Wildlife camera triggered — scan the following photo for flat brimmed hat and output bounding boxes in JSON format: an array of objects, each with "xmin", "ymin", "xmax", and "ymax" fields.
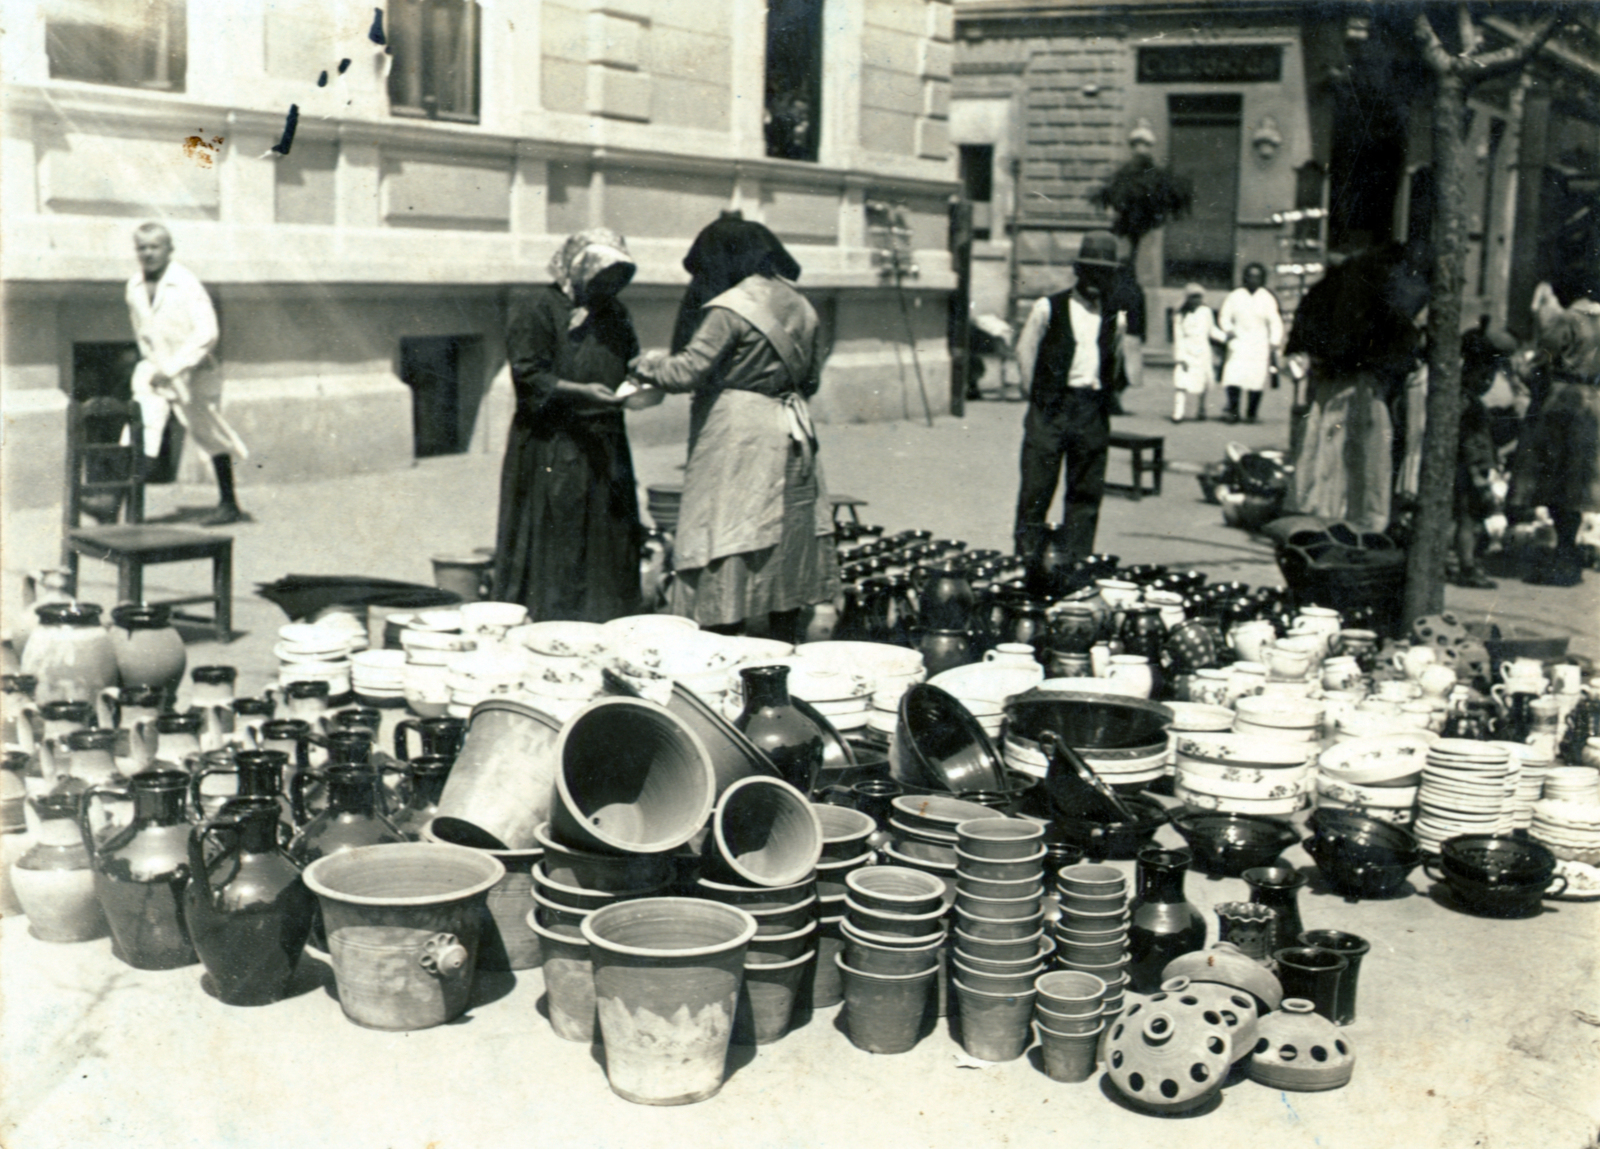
[{"xmin": 1075, "ymin": 231, "xmax": 1121, "ymax": 269}]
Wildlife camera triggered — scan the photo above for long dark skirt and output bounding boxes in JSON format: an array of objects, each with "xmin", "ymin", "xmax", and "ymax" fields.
[{"xmin": 490, "ymin": 410, "xmax": 642, "ymax": 622}]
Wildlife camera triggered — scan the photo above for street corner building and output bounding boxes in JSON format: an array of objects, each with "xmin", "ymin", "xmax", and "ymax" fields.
[{"xmin": 1, "ymin": 0, "xmax": 963, "ymax": 509}]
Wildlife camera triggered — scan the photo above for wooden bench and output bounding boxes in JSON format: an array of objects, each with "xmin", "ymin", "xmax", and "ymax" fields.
[{"xmin": 1104, "ymin": 431, "xmax": 1164, "ymax": 501}]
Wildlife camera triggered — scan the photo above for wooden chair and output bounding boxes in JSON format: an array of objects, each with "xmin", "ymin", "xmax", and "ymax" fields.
[{"xmin": 62, "ymin": 397, "xmax": 234, "ymax": 641}]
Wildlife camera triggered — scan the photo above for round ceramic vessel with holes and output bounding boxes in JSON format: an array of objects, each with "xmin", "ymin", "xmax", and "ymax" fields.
[
  {"xmin": 1102, "ymin": 984, "xmax": 1234, "ymax": 1113},
  {"xmin": 1246, "ymin": 999, "xmax": 1357, "ymax": 1091}
]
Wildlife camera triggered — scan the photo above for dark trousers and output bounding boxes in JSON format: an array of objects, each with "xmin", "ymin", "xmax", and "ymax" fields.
[{"xmin": 1014, "ymin": 389, "xmax": 1110, "ymax": 561}]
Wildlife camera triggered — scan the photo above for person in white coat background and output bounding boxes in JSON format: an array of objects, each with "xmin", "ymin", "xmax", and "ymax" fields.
[
  {"xmin": 1218, "ymin": 262, "xmax": 1284, "ymax": 425},
  {"xmin": 1171, "ymin": 282, "xmax": 1223, "ymax": 422},
  {"xmin": 125, "ymin": 222, "xmax": 248, "ymax": 525}
]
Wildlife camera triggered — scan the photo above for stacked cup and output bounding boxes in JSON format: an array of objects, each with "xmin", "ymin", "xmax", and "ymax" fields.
[
  {"xmin": 810, "ymin": 803, "xmax": 878, "ymax": 1010},
  {"xmin": 951, "ymin": 818, "xmax": 1047, "ymax": 1062},
  {"xmin": 1033, "ymin": 970, "xmax": 1108, "ymax": 1082},
  {"xmin": 837, "ymin": 866, "xmax": 948, "ymax": 1053},
  {"xmin": 1052, "ymin": 863, "xmax": 1131, "ymax": 1016}
]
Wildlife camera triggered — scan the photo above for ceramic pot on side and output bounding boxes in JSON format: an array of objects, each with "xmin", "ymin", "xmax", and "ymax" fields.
[
  {"xmin": 11, "ymin": 791, "xmax": 108, "ymax": 942},
  {"xmin": 21, "ymin": 603, "xmax": 118, "ymax": 705},
  {"xmin": 734, "ymin": 665, "xmax": 825, "ymax": 796},
  {"xmin": 1126, "ymin": 847, "xmax": 1206, "ymax": 993},
  {"xmin": 185, "ymin": 797, "xmax": 316, "ymax": 1005},
  {"xmin": 109, "ymin": 604, "xmax": 187, "ymax": 706},
  {"xmin": 81, "ymin": 769, "xmax": 198, "ymax": 969}
]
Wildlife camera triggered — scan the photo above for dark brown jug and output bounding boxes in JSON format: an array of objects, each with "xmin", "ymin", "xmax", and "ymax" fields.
[
  {"xmin": 1127, "ymin": 846, "xmax": 1206, "ymax": 993},
  {"xmin": 385, "ymin": 755, "xmax": 454, "ymax": 840},
  {"xmin": 392, "ymin": 715, "xmax": 467, "ymax": 763},
  {"xmin": 734, "ymin": 665, "xmax": 825, "ymax": 795},
  {"xmin": 287, "ymin": 766, "xmax": 405, "ymax": 865},
  {"xmin": 185, "ymin": 796, "xmax": 315, "ymax": 1005},
  {"xmin": 80, "ymin": 768, "xmax": 198, "ymax": 969},
  {"xmin": 190, "ymin": 749, "xmax": 294, "ymax": 830},
  {"xmin": 920, "ymin": 562, "xmax": 976, "ymax": 632}
]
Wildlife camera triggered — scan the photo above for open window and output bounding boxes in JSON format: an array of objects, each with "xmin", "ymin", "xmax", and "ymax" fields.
[
  {"xmin": 387, "ymin": 0, "xmax": 481, "ymax": 124},
  {"xmin": 959, "ymin": 144, "xmax": 995, "ymax": 240},
  {"xmin": 47, "ymin": 0, "xmax": 186, "ymax": 92},
  {"xmin": 765, "ymin": 0, "xmax": 823, "ymax": 162}
]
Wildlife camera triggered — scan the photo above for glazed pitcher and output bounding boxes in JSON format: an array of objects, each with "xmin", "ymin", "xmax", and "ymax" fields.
[
  {"xmin": 21, "ymin": 602, "xmax": 118, "ymax": 705},
  {"xmin": 733, "ymin": 664, "xmax": 824, "ymax": 795},
  {"xmin": 11, "ymin": 790, "xmax": 108, "ymax": 943},
  {"xmin": 393, "ymin": 715, "xmax": 467, "ymax": 763},
  {"xmin": 1127, "ymin": 847, "xmax": 1206, "ymax": 993},
  {"xmin": 267, "ymin": 679, "xmax": 333, "ymax": 725},
  {"xmin": 189, "ymin": 748, "xmax": 294, "ymax": 828},
  {"xmin": 385, "ymin": 755, "xmax": 453, "ymax": 840},
  {"xmin": 10, "ymin": 570, "xmax": 75, "ymax": 660},
  {"xmin": 188, "ymin": 665, "xmax": 238, "ymax": 708},
  {"xmin": 152, "ymin": 711, "xmax": 204, "ymax": 767},
  {"xmin": 80, "ymin": 768, "xmax": 198, "ymax": 969}
]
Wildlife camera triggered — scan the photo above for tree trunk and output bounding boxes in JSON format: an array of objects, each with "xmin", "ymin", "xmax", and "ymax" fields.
[{"xmin": 1403, "ymin": 68, "xmax": 1470, "ymax": 626}]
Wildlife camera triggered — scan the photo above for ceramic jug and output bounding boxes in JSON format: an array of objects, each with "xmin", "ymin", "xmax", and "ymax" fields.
[
  {"xmin": 251, "ymin": 719, "xmax": 315, "ymax": 787},
  {"xmin": 81, "ymin": 768, "xmax": 198, "ymax": 969},
  {"xmin": 188, "ymin": 665, "xmax": 238, "ymax": 708},
  {"xmin": 733, "ymin": 664, "xmax": 824, "ymax": 795},
  {"xmin": 108, "ymin": 604, "xmax": 187, "ymax": 705},
  {"xmin": 229, "ymin": 697, "xmax": 276, "ymax": 749},
  {"xmin": 287, "ymin": 766, "xmax": 405, "ymax": 867},
  {"xmin": 385, "ymin": 755, "xmax": 453, "ymax": 840},
  {"xmin": 919, "ymin": 629, "xmax": 975, "ymax": 678},
  {"xmin": 10, "ymin": 570, "xmax": 75, "ymax": 660},
  {"xmin": 21, "ymin": 602, "xmax": 118, "ymax": 705},
  {"xmin": 3, "ymin": 674, "xmax": 39, "ymax": 752},
  {"xmin": 97, "ymin": 684, "xmax": 162, "ymax": 770},
  {"xmin": 1117, "ymin": 606, "xmax": 1168, "ymax": 662},
  {"xmin": 153, "ymin": 711, "xmax": 204, "ymax": 767},
  {"xmin": 185, "ymin": 796, "xmax": 315, "ymax": 1005},
  {"xmin": 189, "ymin": 749, "xmax": 293, "ymax": 828},
  {"xmin": 1127, "ymin": 847, "xmax": 1206, "ymax": 993},
  {"xmin": 267, "ymin": 680, "xmax": 332, "ymax": 725},
  {"xmin": 920, "ymin": 562, "xmax": 976, "ymax": 632},
  {"xmin": 1244, "ymin": 865, "xmax": 1308, "ymax": 954},
  {"xmin": 11, "ymin": 790, "xmax": 108, "ymax": 942},
  {"xmin": 393, "ymin": 715, "xmax": 467, "ymax": 763}
]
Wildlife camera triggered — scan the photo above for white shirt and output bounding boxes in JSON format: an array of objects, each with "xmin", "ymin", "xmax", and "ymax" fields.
[
  {"xmin": 1016, "ymin": 292, "xmax": 1110, "ymax": 395},
  {"xmin": 124, "ymin": 260, "xmax": 218, "ymax": 382},
  {"xmin": 1218, "ymin": 286, "xmax": 1284, "ymax": 391}
]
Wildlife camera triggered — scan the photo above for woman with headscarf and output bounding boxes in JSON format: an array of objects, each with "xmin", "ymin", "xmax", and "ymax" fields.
[
  {"xmin": 489, "ymin": 228, "xmax": 643, "ymax": 621},
  {"xmin": 629, "ymin": 219, "xmax": 838, "ymax": 642},
  {"xmin": 1171, "ymin": 282, "xmax": 1222, "ymax": 423},
  {"xmin": 1509, "ymin": 283, "xmax": 1600, "ymax": 586}
]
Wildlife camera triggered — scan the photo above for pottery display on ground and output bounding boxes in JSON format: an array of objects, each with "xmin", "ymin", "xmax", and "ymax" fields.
[
  {"xmin": 1247, "ymin": 999, "xmax": 1357, "ymax": 1091},
  {"xmin": 735, "ymin": 947, "xmax": 815, "ymax": 1044},
  {"xmin": 1242, "ymin": 865, "xmax": 1308, "ymax": 953},
  {"xmin": 1102, "ymin": 984, "xmax": 1233, "ymax": 1113},
  {"xmin": 21, "ymin": 603, "xmax": 119, "ymax": 705},
  {"xmin": 10, "ymin": 791, "xmax": 108, "ymax": 943}
]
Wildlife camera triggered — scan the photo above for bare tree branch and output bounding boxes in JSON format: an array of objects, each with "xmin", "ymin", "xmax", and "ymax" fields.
[
  {"xmin": 1414, "ymin": 10, "xmax": 1455, "ymax": 75},
  {"xmin": 1458, "ymin": 2, "xmax": 1482, "ymax": 57},
  {"xmin": 1461, "ymin": 13, "xmax": 1564, "ymax": 82}
]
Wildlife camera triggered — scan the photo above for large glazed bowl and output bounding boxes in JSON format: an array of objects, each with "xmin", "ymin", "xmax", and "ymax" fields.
[
  {"xmin": 1051, "ymin": 794, "xmax": 1168, "ymax": 861},
  {"xmin": 1302, "ymin": 834, "xmax": 1418, "ymax": 900},
  {"xmin": 1169, "ymin": 811, "xmax": 1298, "ymax": 878},
  {"xmin": 892, "ymin": 684, "xmax": 1005, "ymax": 793},
  {"xmin": 1005, "ymin": 690, "xmax": 1173, "ymax": 752}
]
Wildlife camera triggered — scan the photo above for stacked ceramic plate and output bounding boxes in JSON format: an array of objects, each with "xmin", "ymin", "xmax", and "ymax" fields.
[
  {"xmin": 1172, "ymin": 733, "xmax": 1316, "ymax": 817},
  {"xmin": 615, "ymin": 629, "xmax": 740, "ymax": 707},
  {"xmin": 444, "ymin": 650, "xmax": 534, "ymax": 718},
  {"xmin": 275, "ymin": 622, "xmax": 355, "ymax": 696},
  {"xmin": 1314, "ymin": 733, "xmax": 1429, "ymax": 826},
  {"xmin": 1333, "ymin": 709, "xmax": 1418, "ymax": 744},
  {"xmin": 1413, "ymin": 739, "xmax": 1514, "ymax": 853},
  {"xmin": 863, "ymin": 689, "xmax": 901, "ymax": 747},
  {"xmin": 1499, "ymin": 743, "xmax": 1554, "ymax": 830},
  {"xmin": 1000, "ymin": 733, "xmax": 1169, "ymax": 788},
  {"xmin": 1543, "ymin": 766, "xmax": 1600, "ymax": 804},
  {"xmin": 1232, "ymin": 695, "xmax": 1325, "ymax": 743},
  {"xmin": 350, "ymin": 649, "xmax": 406, "ymax": 703},
  {"xmin": 1530, "ymin": 798, "xmax": 1600, "ymax": 864},
  {"xmin": 518, "ymin": 620, "xmax": 610, "ymax": 662},
  {"xmin": 1051, "ymin": 863, "xmax": 1130, "ymax": 1014}
]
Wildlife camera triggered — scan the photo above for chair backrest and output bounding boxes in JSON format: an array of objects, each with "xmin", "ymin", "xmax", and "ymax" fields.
[{"xmin": 64, "ymin": 396, "xmax": 145, "ymax": 530}]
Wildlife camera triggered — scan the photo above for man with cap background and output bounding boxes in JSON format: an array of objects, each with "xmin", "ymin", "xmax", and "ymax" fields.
[{"xmin": 1011, "ymin": 230, "xmax": 1133, "ymax": 564}]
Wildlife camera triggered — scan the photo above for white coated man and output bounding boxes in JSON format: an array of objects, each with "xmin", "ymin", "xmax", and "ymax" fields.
[{"xmin": 126, "ymin": 222, "xmax": 247, "ymax": 525}]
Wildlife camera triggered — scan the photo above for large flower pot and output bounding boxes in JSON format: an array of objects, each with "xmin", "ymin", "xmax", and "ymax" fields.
[
  {"xmin": 1036, "ymin": 1019, "xmax": 1104, "ymax": 1082},
  {"xmin": 952, "ymin": 981, "xmax": 1036, "ymax": 1062},
  {"xmin": 527, "ymin": 916, "xmax": 595, "ymax": 1042},
  {"xmin": 734, "ymin": 948, "xmax": 814, "ymax": 1045},
  {"xmin": 582, "ymin": 897, "xmax": 757, "ymax": 1105},
  {"xmin": 703, "ymin": 776, "xmax": 823, "ymax": 888},
  {"xmin": 807, "ymin": 912, "xmax": 847, "ymax": 1008},
  {"xmin": 551, "ymin": 699, "xmax": 717, "ymax": 857},
  {"xmin": 837, "ymin": 953, "xmax": 936, "ymax": 1053},
  {"xmin": 303, "ymin": 843, "xmax": 504, "ymax": 1031},
  {"xmin": 433, "ymin": 700, "xmax": 563, "ymax": 851}
]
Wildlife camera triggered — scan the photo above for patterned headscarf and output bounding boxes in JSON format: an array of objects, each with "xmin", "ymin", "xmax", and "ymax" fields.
[{"xmin": 548, "ymin": 228, "xmax": 636, "ymax": 329}]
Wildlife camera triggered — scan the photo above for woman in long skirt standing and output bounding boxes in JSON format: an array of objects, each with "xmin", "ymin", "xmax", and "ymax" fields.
[
  {"xmin": 490, "ymin": 229, "xmax": 643, "ymax": 622},
  {"xmin": 628, "ymin": 220, "xmax": 839, "ymax": 643}
]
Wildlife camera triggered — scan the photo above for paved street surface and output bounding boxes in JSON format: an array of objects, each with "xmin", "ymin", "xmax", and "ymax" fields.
[{"xmin": 3, "ymin": 373, "xmax": 1597, "ymax": 1149}]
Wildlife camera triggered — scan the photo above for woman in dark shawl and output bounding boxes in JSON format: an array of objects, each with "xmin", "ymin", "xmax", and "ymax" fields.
[
  {"xmin": 490, "ymin": 229, "xmax": 643, "ymax": 621},
  {"xmin": 631, "ymin": 219, "xmax": 837, "ymax": 642}
]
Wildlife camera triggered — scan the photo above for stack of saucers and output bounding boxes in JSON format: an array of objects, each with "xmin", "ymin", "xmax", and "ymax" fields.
[
  {"xmin": 1051, "ymin": 863, "xmax": 1130, "ymax": 1014},
  {"xmin": 350, "ymin": 649, "xmax": 407, "ymax": 706},
  {"xmin": 1413, "ymin": 739, "xmax": 1514, "ymax": 853},
  {"xmin": 275, "ymin": 622, "xmax": 355, "ymax": 697},
  {"xmin": 1498, "ymin": 742, "xmax": 1554, "ymax": 831},
  {"xmin": 1543, "ymin": 766, "xmax": 1600, "ymax": 805},
  {"xmin": 1233, "ymin": 695, "xmax": 1325, "ymax": 743},
  {"xmin": 1315, "ymin": 733, "xmax": 1430, "ymax": 827},
  {"xmin": 951, "ymin": 818, "xmax": 1048, "ymax": 1051},
  {"xmin": 1530, "ymin": 798, "xmax": 1600, "ymax": 864}
]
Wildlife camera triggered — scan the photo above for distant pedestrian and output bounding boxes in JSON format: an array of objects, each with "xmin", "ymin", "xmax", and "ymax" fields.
[
  {"xmin": 1011, "ymin": 230, "xmax": 1130, "ymax": 564},
  {"xmin": 1171, "ymin": 282, "xmax": 1222, "ymax": 422},
  {"xmin": 1448, "ymin": 320, "xmax": 1514, "ymax": 589},
  {"xmin": 125, "ymin": 222, "xmax": 247, "ymax": 525},
  {"xmin": 1218, "ymin": 263, "xmax": 1283, "ymax": 424},
  {"xmin": 490, "ymin": 228, "xmax": 643, "ymax": 622}
]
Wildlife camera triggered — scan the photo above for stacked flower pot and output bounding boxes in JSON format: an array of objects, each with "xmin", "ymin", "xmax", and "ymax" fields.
[
  {"xmin": 837, "ymin": 864, "xmax": 949, "ymax": 1053},
  {"xmin": 810, "ymin": 804, "xmax": 880, "ymax": 1009},
  {"xmin": 950, "ymin": 817, "xmax": 1048, "ymax": 1062},
  {"xmin": 1033, "ymin": 970, "xmax": 1109, "ymax": 1082},
  {"xmin": 1052, "ymin": 863, "xmax": 1131, "ymax": 1017}
]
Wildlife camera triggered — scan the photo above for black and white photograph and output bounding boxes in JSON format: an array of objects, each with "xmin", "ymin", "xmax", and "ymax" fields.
[{"xmin": 1, "ymin": 1, "xmax": 1597, "ymax": 1145}]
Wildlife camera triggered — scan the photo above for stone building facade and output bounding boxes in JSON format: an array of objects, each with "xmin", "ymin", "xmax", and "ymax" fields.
[{"xmin": 2, "ymin": 0, "xmax": 959, "ymax": 509}]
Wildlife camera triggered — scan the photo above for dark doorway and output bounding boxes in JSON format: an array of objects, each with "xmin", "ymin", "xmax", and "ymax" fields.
[
  {"xmin": 765, "ymin": 0, "xmax": 822, "ymax": 162},
  {"xmin": 399, "ymin": 335, "xmax": 483, "ymax": 457},
  {"xmin": 71, "ymin": 340, "xmax": 182, "ymax": 484},
  {"xmin": 1163, "ymin": 94, "xmax": 1243, "ymax": 288}
]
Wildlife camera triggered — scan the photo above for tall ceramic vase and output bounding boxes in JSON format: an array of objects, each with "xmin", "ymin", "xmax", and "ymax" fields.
[
  {"xmin": 734, "ymin": 665, "xmax": 825, "ymax": 796},
  {"xmin": 1127, "ymin": 847, "xmax": 1206, "ymax": 993}
]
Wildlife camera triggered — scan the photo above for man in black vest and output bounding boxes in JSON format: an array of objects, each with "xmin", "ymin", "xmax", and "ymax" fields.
[{"xmin": 1012, "ymin": 231, "xmax": 1128, "ymax": 563}]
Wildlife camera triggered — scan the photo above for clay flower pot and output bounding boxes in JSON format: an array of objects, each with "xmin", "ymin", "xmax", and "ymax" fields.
[
  {"xmin": 814, "ymin": 804, "xmax": 877, "ymax": 860},
  {"xmin": 844, "ymin": 895, "xmax": 949, "ymax": 940},
  {"xmin": 434, "ymin": 700, "xmax": 563, "ymax": 851},
  {"xmin": 815, "ymin": 851, "xmax": 874, "ymax": 897},
  {"xmin": 582, "ymin": 897, "xmax": 757, "ymax": 1106},
  {"xmin": 955, "ymin": 817, "xmax": 1046, "ymax": 860},
  {"xmin": 807, "ymin": 912, "xmax": 848, "ymax": 1008},
  {"xmin": 842, "ymin": 920, "xmax": 945, "ymax": 975},
  {"xmin": 527, "ymin": 916, "xmax": 595, "ymax": 1042},
  {"xmin": 955, "ymin": 927, "xmax": 1045, "ymax": 963},
  {"xmin": 837, "ymin": 953, "xmax": 936, "ymax": 1054},
  {"xmin": 954, "ymin": 846, "xmax": 1048, "ymax": 882},
  {"xmin": 734, "ymin": 948, "xmax": 814, "ymax": 1045},
  {"xmin": 953, "ymin": 980, "xmax": 1037, "ymax": 1062},
  {"xmin": 533, "ymin": 822, "xmax": 673, "ymax": 893},
  {"xmin": 845, "ymin": 866, "xmax": 947, "ymax": 916},
  {"xmin": 746, "ymin": 918, "xmax": 818, "ymax": 961},
  {"xmin": 703, "ymin": 776, "xmax": 823, "ymax": 888},
  {"xmin": 551, "ymin": 699, "xmax": 717, "ymax": 857},
  {"xmin": 422, "ymin": 818, "xmax": 545, "ymax": 971},
  {"xmin": 1298, "ymin": 929, "xmax": 1370, "ymax": 1025},
  {"xmin": 1036, "ymin": 1019, "xmax": 1105, "ymax": 1082},
  {"xmin": 956, "ymin": 905, "xmax": 1044, "ymax": 941},
  {"xmin": 1055, "ymin": 863, "xmax": 1128, "ymax": 898},
  {"xmin": 951, "ymin": 957, "xmax": 1044, "ymax": 996}
]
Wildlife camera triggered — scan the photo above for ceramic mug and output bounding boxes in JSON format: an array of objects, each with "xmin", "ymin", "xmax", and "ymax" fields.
[
  {"xmin": 1265, "ymin": 643, "xmax": 1313, "ymax": 682},
  {"xmin": 1229, "ymin": 620, "xmax": 1276, "ymax": 664},
  {"xmin": 1392, "ymin": 645, "xmax": 1439, "ymax": 682},
  {"xmin": 1528, "ymin": 696, "xmax": 1562, "ymax": 733},
  {"xmin": 985, "ymin": 643, "xmax": 1038, "ymax": 669},
  {"xmin": 1107, "ymin": 655, "xmax": 1153, "ymax": 699},
  {"xmin": 1089, "ymin": 643, "xmax": 1114, "ymax": 679},
  {"xmin": 1498, "ymin": 656, "xmax": 1544, "ymax": 684},
  {"xmin": 1321, "ymin": 657, "xmax": 1361, "ymax": 692},
  {"xmin": 1551, "ymin": 664, "xmax": 1583, "ymax": 695}
]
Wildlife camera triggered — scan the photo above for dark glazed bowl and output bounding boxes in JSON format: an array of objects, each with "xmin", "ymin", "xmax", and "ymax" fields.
[
  {"xmin": 1169, "ymin": 810, "xmax": 1299, "ymax": 878},
  {"xmin": 895, "ymin": 684, "xmax": 1005, "ymax": 794},
  {"xmin": 1438, "ymin": 834, "xmax": 1558, "ymax": 885},
  {"xmin": 1302, "ymin": 835, "xmax": 1418, "ymax": 900},
  {"xmin": 1005, "ymin": 690, "xmax": 1173, "ymax": 751},
  {"xmin": 1051, "ymin": 794, "xmax": 1169, "ymax": 861},
  {"xmin": 1305, "ymin": 808, "xmax": 1423, "ymax": 864}
]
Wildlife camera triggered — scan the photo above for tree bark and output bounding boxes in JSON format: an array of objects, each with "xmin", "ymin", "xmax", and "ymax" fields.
[{"xmin": 1404, "ymin": 65, "xmax": 1469, "ymax": 626}]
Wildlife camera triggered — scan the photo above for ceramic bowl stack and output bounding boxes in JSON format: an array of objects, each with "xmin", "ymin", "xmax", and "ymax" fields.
[
  {"xmin": 795, "ymin": 641, "xmax": 926, "ymax": 712},
  {"xmin": 275, "ymin": 622, "xmax": 357, "ymax": 697},
  {"xmin": 1413, "ymin": 739, "xmax": 1515, "ymax": 854},
  {"xmin": 1171, "ymin": 733, "xmax": 1316, "ymax": 818},
  {"xmin": 950, "ymin": 818, "xmax": 1048, "ymax": 1009},
  {"xmin": 811, "ymin": 804, "xmax": 878, "ymax": 898},
  {"xmin": 349, "ymin": 649, "xmax": 407, "ymax": 706},
  {"xmin": 1315, "ymin": 733, "xmax": 1430, "ymax": 827},
  {"xmin": 444, "ymin": 649, "xmax": 535, "ymax": 719},
  {"xmin": 400, "ymin": 612, "xmax": 475, "ymax": 717},
  {"xmin": 1232, "ymin": 695, "xmax": 1325, "ymax": 744},
  {"xmin": 613, "ymin": 629, "xmax": 738, "ymax": 708},
  {"xmin": 1051, "ymin": 863, "xmax": 1130, "ymax": 1014},
  {"xmin": 884, "ymin": 794, "xmax": 993, "ymax": 893},
  {"xmin": 1542, "ymin": 766, "xmax": 1600, "ymax": 804},
  {"xmin": 928, "ymin": 661, "xmax": 1045, "ymax": 744},
  {"xmin": 1500, "ymin": 742, "xmax": 1554, "ymax": 831},
  {"xmin": 1529, "ymin": 798, "xmax": 1600, "ymax": 864}
]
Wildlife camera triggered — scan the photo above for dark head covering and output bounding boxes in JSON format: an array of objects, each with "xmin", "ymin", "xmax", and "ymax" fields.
[{"xmin": 671, "ymin": 214, "xmax": 802, "ymax": 351}]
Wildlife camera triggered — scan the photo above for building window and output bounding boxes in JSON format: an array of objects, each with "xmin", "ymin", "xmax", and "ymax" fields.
[
  {"xmin": 960, "ymin": 144, "xmax": 995, "ymax": 240},
  {"xmin": 765, "ymin": 0, "xmax": 822, "ymax": 162},
  {"xmin": 1163, "ymin": 94, "xmax": 1242, "ymax": 289},
  {"xmin": 387, "ymin": 0, "xmax": 481, "ymax": 124},
  {"xmin": 47, "ymin": 0, "xmax": 186, "ymax": 92}
]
